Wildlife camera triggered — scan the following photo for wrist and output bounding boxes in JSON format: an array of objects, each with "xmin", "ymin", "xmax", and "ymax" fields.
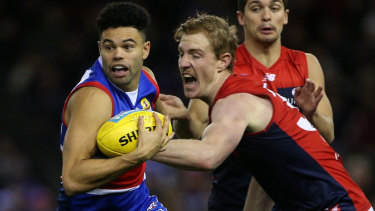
[{"xmin": 120, "ymin": 150, "xmax": 145, "ymax": 165}]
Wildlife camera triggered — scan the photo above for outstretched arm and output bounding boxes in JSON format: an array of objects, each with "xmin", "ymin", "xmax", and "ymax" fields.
[
  {"xmin": 152, "ymin": 93, "xmax": 273, "ymax": 171},
  {"xmin": 295, "ymin": 53, "xmax": 334, "ymax": 143}
]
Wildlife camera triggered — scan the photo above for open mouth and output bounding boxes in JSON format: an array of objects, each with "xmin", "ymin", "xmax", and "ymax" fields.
[
  {"xmin": 112, "ymin": 65, "xmax": 129, "ymax": 72},
  {"xmin": 183, "ymin": 74, "xmax": 197, "ymax": 86},
  {"xmin": 259, "ymin": 25, "xmax": 275, "ymax": 34},
  {"xmin": 111, "ymin": 65, "xmax": 129, "ymax": 77}
]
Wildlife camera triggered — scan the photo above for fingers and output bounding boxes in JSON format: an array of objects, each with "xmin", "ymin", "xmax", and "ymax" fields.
[
  {"xmin": 153, "ymin": 112, "xmax": 163, "ymax": 131},
  {"xmin": 314, "ymin": 86, "xmax": 323, "ymax": 98},
  {"xmin": 314, "ymin": 86, "xmax": 324, "ymax": 105},
  {"xmin": 137, "ymin": 116, "xmax": 145, "ymax": 132},
  {"xmin": 162, "ymin": 115, "xmax": 170, "ymax": 133},
  {"xmin": 294, "ymin": 87, "xmax": 301, "ymax": 97},
  {"xmin": 305, "ymin": 78, "xmax": 315, "ymax": 92},
  {"xmin": 164, "ymin": 131, "xmax": 174, "ymax": 147}
]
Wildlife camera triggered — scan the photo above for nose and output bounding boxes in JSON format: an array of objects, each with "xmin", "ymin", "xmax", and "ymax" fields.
[
  {"xmin": 113, "ymin": 47, "xmax": 124, "ymax": 60},
  {"xmin": 262, "ymin": 8, "xmax": 271, "ymax": 21},
  {"xmin": 178, "ymin": 55, "xmax": 190, "ymax": 69}
]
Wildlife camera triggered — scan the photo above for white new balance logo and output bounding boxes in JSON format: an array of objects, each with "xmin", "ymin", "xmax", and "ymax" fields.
[{"xmin": 263, "ymin": 73, "xmax": 276, "ymax": 82}]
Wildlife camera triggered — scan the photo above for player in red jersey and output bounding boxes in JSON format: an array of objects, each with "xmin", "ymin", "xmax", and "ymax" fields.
[
  {"xmin": 150, "ymin": 13, "xmax": 372, "ymax": 211},
  {"xmin": 159, "ymin": 0, "xmax": 335, "ymax": 210}
]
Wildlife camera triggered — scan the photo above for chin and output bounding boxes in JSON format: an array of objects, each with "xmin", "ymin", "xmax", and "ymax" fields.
[{"xmin": 183, "ymin": 91, "xmax": 198, "ymax": 99}]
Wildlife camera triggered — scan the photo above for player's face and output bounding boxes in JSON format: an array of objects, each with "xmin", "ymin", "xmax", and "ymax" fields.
[
  {"xmin": 178, "ymin": 33, "xmax": 221, "ymax": 100},
  {"xmin": 237, "ymin": 0, "xmax": 289, "ymax": 44},
  {"xmin": 98, "ymin": 27, "xmax": 150, "ymax": 92}
]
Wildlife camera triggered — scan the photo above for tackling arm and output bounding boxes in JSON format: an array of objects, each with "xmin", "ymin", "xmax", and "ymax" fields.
[{"xmin": 152, "ymin": 93, "xmax": 273, "ymax": 171}]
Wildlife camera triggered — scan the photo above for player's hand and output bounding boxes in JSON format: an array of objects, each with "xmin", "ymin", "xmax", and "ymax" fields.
[
  {"xmin": 294, "ymin": 78, "xmax": 324, "ymax": 120},
  {"xmin": 159, "ymin": 94, "xmax": 190, "ymax": 120},
  {"xmin": 135, "ymin": 113, "xmax": 174, "ymax": 161}
]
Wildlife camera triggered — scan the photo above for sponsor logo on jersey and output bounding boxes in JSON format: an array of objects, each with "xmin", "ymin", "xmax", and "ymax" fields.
[
  {"xmin": 147, "ymin": 202, "xmax": 157, "ymax": 211},
  {"xmin": 141, "ymin": 98, "xmax": 151, "ymax": 110},
  {"xmin": 262, "ymin": 73, "xmax": 276, "ymax": 82}
]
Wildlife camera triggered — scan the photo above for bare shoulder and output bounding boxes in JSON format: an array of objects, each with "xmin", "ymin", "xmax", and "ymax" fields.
[
  {"xmin": 305, "ymin": 53, "xmax": 325, "ymax": 86},
  {"xmin": 142, "ymin": 66, "xmax": 157, "ymax": 82},
  {"xmin": 212, "ymin": 93, "xmax": 272, "ymax": 133},
  {"xmin": 65, "ymin": 86, "xmax": 112, "ymax": 126}
]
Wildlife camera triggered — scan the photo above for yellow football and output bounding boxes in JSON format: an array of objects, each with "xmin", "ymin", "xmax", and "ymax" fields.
[{"xmin": 96, "ymin": 110, "xmax": 172, "ymax": 157}]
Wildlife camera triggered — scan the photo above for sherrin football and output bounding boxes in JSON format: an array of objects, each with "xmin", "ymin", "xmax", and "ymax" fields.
[{"xmin": 96, "ymin": 110, "xmax": 173, "ymax": 157}]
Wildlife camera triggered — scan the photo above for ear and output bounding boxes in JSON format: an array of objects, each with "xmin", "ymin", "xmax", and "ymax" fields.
[
  {"xmin": 237, "ymin": 11, "xmax": 245, "ymax": 26},
  {"xmin": 283, "ymin": 9, "xmax": 289, "ymax": 25},
  {"xmin": 217, "ymin": 53, "xmax": 232, "ymax": 71},
  {"xmin": 143, "ymin": 41, "xmax": 151, "ymax": 60}
]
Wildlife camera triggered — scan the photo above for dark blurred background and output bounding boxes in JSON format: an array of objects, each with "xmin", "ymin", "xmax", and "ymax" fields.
[{"xmin": 1, "ymin": 0, "xmax": 375, "ymax": 210}]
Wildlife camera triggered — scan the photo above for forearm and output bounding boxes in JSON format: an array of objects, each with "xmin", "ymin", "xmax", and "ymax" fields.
[
  {"xmin": 308, "ymin": 112, "xmax": 334, "ymax": 143},
  {"xmin": 63, "ymin": 151, "xmax": 145, "ymax": 195},
  {"xmin": 173, "ymin": 118, "xmax": 205, "ymax": 139},
  {"xmin": 152, "ymin": 139, "xmax": 216, "ymax": 171}
]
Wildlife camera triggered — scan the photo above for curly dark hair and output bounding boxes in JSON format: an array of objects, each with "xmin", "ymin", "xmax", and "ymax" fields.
[
  {"xmin": 237, "ymin": 0, "xmax": 288, "ymax": 13},
  {"xmin": 96, "ymin": 2, "xmax": 151, "ymax": 40}
]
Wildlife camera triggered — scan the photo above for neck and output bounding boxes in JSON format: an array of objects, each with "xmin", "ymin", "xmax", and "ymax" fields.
[
  {"xmin": 244, "ymin": 38, "xmax": 281, "ymax": 68},
  {"xmin": 201, "ymin": 70, "xmax": 231, "ymax": 106}
]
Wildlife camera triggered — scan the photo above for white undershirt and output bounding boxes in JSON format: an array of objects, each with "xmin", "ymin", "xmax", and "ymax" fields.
[{"xmin": 126, "ymin": 88, "xmax": 138, "ymax": 106}]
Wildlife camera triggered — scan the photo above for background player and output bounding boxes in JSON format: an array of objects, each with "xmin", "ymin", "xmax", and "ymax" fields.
[
  {"xmin": 160, "ymin": 0, "xmax": 335, "ymax": 209},
  {"xmin": 57, "ymin": 2, "xmax": 172, "ymax": 210},
  {"xmin": 152, "ymin": 13, "xmax": 372, "ymax": 211}
]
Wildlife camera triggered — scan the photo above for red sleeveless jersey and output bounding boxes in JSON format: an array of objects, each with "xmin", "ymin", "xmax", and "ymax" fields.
[
  {"xmin": 210, "ymin": 74, "xmax": 371, "ymax": 210},
  {"xmin": 234, "ymin": 44, "xmax": 308, "ymax": 105}
]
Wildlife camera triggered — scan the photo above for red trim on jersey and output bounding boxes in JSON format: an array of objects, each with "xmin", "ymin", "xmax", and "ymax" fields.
[
  {"xmin": 62, "ymin": 81, "xmax": 147, "ymax": 190},
  {"xmin": 142, "ymin": 69, "xmax": 160, "ymax": 109},
  {"xmin": 62, "ymin": 82, "xmax": 114, "ymax": 127},
  {"xmin": 101, "ymin": 163, "xmax": 146, "ymax": 189}
]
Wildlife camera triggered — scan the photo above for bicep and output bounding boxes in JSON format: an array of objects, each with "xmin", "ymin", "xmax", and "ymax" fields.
[
  {"xmin": 200, "ymin": 98, "xmax": 249, "ymax": 164},
  {"xmin": 306, "ymin": 53, "xmax": 333, "ymax": 117},
  {"xmin": 63, "ymin": 87, "xmax": 112, "ymax": 164},
  {"xmin": 188, "ymin": 99, "xmax": 209, "ymax": 127}
]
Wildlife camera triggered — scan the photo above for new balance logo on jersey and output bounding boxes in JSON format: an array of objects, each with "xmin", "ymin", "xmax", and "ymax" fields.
[{"xmin": 262, "ymin": 73, "xmax": 276, "ymax": 82}]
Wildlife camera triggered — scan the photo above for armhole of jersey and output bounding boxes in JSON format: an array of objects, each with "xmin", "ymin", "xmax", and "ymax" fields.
[
  {"xmin": 287, "ymin": 48, "xmax": 309, "ymax": 81},
  {"xmin": 212, "ymin": 87, "xmax": 277, "ymax": 137},
  {"xmin": 62, "ymin": 81, "xmax": 114, "ymax": 127},
  {"xmin": 244, "ymin": 93, "xmax": 276, "ymax": 137},
  {"xmin": 300, "ymin": 52, "xmax": 308, "ymax": 79},
  {"xmin": 142, "ymin": 70, "xmax": 160, "ymax": 108}
]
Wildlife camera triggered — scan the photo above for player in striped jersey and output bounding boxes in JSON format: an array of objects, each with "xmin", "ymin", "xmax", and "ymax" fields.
[{"xmin": 57, "ymin": 2, "xmax": 172, "ymax": 210}]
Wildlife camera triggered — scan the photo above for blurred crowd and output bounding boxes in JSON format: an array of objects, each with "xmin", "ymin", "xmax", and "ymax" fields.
[{"xmin": 1, "ymin": 0, "xmax": 375, "ymax": 210}]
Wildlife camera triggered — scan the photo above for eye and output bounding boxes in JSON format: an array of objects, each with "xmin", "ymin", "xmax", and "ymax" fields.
[
  {"xmin": 192, "ymin": 53, "xmax": 202, "ymax": 59},
  {"xmin": 250, "ymin": 6, "xmax": 261, "ymax": 12},
  {"xmin": 124, "ymin": 44, "xmax": 135, "ymax": 50},
  {"xmin": 104, "ymin": 45, "xmax": 114, "ymax": 51},
  {"xmin": 271, "ymin": 5, "xmax": 281, "ymax": 11}
]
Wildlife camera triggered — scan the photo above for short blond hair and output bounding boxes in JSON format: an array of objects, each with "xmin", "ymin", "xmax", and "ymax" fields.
[{"xmin": 174, "ymin": 13, "xmax": 238, "ymax": 71}]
